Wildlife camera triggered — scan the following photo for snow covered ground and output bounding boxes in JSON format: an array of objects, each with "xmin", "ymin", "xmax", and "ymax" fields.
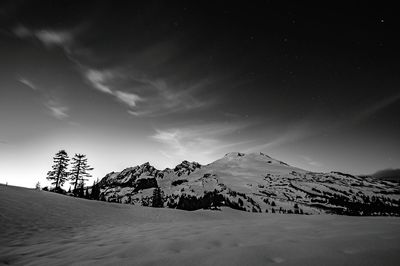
[{"xmin": 1, "ymin": 184, "xmax": 399, "ymax": 265}]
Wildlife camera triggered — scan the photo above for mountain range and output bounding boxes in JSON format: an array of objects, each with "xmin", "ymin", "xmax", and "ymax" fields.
[{"xmin": 94, "ymin": 152, "xmax": 400, "ymax": 216}]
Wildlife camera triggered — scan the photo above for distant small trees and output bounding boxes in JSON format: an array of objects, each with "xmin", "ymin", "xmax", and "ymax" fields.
[
  {"xmin": 85, "ymin": 187, "xmax": 89, "ymax": 198},
  {"xmin": 35, "ymin": 182, "xmax": 41, "ymax": 190},
  {"xmin": 90, "ymin": 179, "xmax": 101, "ymax": 200},
  {"xmin": 152, "ymin": 187, "xmax": 163, "ymax": 207},
  {"xmin": 47, "ymin": 150, "xmax": 70, "ymax": 190},
  {"xmin": 76, "ymin": 182, "xmax": 85, "ymax": 198},
  {"xmin": 69, "ymin": 154, "xmax": 93, "ymax": 195}
]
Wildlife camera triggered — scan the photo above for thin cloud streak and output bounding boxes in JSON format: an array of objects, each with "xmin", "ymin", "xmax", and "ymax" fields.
[
  {"xmin": 355, "ymin": 92, "xmax": 400, "ymax": 122},
  {"xmin": 18, "ymin": 77, "xmax": 37, "ymax": 90},
  {"xmin": 14, "ymin": 24, "xmax": 215, "ymax": 117},
  {"xmin": 13, "ymin": 25, "xmax": 74, "ymax": 50},
  {"xmin": 35, "ymin": 30, "xmax": 73, "ymax": 48},
  {"xmin": 126, "ymin": 76, "xmax": 214, "ymax": 117},
  {"xmin": 85, "ymin": 69, "xmax": 114, "ymax": 94},
  {"xmin": 15, "ymin": 77, "xmax": 70, "ymax": 120},
  {"xmin": 13, "ymin": 25, "xmax": 31, "ymax": 38},
  {"xmin": 84, "ymin": 67, "xmax": 212, "ymax": 117},
  {"xmin": 84, "ymin": 68, "xmax": 145, "ymax": 109},
  {"xmin": 45, "ymin": 100, "xmax": 69, "ymax": 120},
  {"xmin": 302, "ymin": 156, "xmax": 323, "ymax": 167},
  {"xmin": 114, "ymin": 91, "xmax": 144, "ymax": 108},
  {"xmin": 151, "ymin": 122, "xmax": 252, "ymax": 163},
  {"xmin": 245, "ymin": 120, "xmax": 315, "ymax": 152},
  {"xmin": 247, "ymin": 92, "xmax": 400, "ymax": 152}
]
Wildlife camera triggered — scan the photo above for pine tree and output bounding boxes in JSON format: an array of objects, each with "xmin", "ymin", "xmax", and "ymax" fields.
[
  {"xmin": 69, "ymin": 154, "xmax": 93, "ymax": 195},
  {"xmin": 91, "ymin": 180, "xmax": 101, "ymax": 200},
  {"xmin": 152, "ymin": 187, "xmax": 163, "ymax": 207},
  {"xmin": 47, "ymin": 150, "xmax": 70, "ymax": 190},
  {"xmin": 78, "ymin": 181, "xmax": 85, "ymax": 198},
  {"xmin": 85, "ymin": 187, "xmax": 89, "ymax": 198}
]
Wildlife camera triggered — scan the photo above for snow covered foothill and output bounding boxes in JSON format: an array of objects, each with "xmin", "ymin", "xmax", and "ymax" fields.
[{"xmin": 1, "ymin": 184, "xmax": 400, "ymax": 265}]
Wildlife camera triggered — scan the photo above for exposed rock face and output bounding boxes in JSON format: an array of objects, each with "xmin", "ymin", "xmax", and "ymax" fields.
[
  {"xmin": 173, "ymin": 160, "xmax": 202, "ymax": 176},
  {"xmin": 95, "ymin": 152, "xmax": 400, "ymax": 216},
  {"xmin": 99, "ymin": 162, "xmax": 160, "ymax": 187},
  {"xmin": 98, "ymin": 162, "xmax": 160, "ymax": 203}
]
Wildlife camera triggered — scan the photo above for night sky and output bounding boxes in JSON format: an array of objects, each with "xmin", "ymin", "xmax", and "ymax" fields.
[{"xmin": 1, "ymin": 1, "xmax": 399, "ymax": 187}]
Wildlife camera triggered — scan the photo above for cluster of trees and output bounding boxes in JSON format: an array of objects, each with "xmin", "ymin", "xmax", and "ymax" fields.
[
  {"xmin": 326, "ymin": 193, "xmax": 400, "ymax": 216},
  {"xmin": 46, "ymin": 150, "xmax": 94, "ymax": 196},
  {"xmin": 308, "ymin": 190, "xmax": 400, "ymax": 216}
]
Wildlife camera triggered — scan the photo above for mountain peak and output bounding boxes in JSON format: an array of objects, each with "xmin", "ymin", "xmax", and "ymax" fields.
[
  {"xmin": 224, "ymin": 152, "xmax": 273, "ymax": 158},
  {"xmin": 174, "ymin": 160, "xmax": 202, "ymax": 176},
  {"xmin": 224, "ymin": 152, "xmax": 246, "ymax": 157},
  {"xmin": 220, "ymin": 151, "xmax": 290, "ymax": 167}
]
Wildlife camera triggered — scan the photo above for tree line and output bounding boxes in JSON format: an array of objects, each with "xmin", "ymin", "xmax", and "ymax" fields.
[{"xmin": 46, "ymin": 150, "xmax": 94, "ymax": 196}]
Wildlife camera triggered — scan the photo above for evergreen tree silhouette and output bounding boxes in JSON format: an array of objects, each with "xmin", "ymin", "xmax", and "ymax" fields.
[
  {"xmin": 69, "ymin": 154, "xmax": 93, "ymax": 195},
  {"xmin": 91, "ymin": 180, "xmax": 101, "ymax": 200},
  {"xmin": 47, "ymin": 150, "xmax": 69, "ymax": 190},
  {"xmin": 152, "ymin": 187, "xmax": 163, "ymax": 207},
  {"xmin": 77, "ymin": 181, "xmax": 85, "ymax": 198}
]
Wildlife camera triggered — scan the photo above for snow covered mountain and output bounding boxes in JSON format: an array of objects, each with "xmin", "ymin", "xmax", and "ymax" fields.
[{"xmin": 96, "ymin": 152, "xmax": 400, "ymax": 215}]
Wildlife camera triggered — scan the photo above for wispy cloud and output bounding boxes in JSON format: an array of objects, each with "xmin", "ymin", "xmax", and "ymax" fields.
[
  {"xmin": 35, "ymin": 30, "xmax": 73, "ymax": 48},
  {"xmin": 114, "ymin": 91, "xmax": 143, "ymax": 107},
  {"xmin": 355, "ymin": 92, "xmax": 400, "ymax": 122},
  {"xmin": 247, "ymin": 92, "xmax": 400, "ymax": 152},
  {"xmin": 302, "ymin": 156, "xmax": 323, "ymax": 167},
  {"xmin": 18, "ymin": 77, "xmax": 37, "ymax": 90},
  {"xmin": 126, "ymin": 76, "xmax": 213, "ymax": 117},
  {"xmin": 44, "ymin": 99, "xmax": 69, "ymax": 120},
  {"xmin": 84, "ymin": 68, "xmax": 144, "ymax": 108},
  {"xmin": 13, "ymin": 25, "xmax": 31, "ymax": 38},
  {"xmin": 83, "ymin": 67, "xmax": 211, "ymax": 116},
  {"xmin": 245, "ymin": 120, "xmax": 316, "ymax": 152},
  {"xmin": 151, "ymin": 122, "xmax": 252, "ymax": 163},
  {"xmin": 13, "ymin": 25, "xmax": 74, "ymax": 50},
  {"xmin": 85, "ymin": 69, "xmax": 114, "ymax": 94},
  {"xmin": 15, "ymin": 77, "xmax": 69, "ymax": 120},
  {"xmin": 13, "ymin": 24, "xmax": 214, "ymax": 117}
]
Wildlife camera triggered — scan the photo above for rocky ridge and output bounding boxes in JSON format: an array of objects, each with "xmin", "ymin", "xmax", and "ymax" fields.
[{"xmin": 95, "ymin": 152, "xmax": 400, "ymax": 215}]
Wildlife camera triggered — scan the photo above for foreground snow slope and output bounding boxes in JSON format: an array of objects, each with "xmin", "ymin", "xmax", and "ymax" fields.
[{"xmin": 1, "ymin": 184, "xmax": 400, "ymax": 266}]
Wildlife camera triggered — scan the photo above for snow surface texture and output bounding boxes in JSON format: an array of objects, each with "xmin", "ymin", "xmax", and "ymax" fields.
[
  {"xmin": 98, "ymin": 152, "xmax": 400, "ymax": 215},
  {"xmin": 1, "ymin": 185, "xmax": 400, "ymax": 265}
]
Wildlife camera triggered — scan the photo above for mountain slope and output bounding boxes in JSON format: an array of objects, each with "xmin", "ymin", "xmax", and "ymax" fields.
[
  {"xmin": 96, "ymin": 152, "xmax": 400, "ymax": 215},
  {"xmin": 371, "ymin": 168, "xmax": 400, "ymax": 182}
]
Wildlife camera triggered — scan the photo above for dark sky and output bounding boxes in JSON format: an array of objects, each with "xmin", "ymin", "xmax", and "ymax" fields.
[{"xmin": 1, "ymin": 1, "xmax": 399, "ymax": 187}]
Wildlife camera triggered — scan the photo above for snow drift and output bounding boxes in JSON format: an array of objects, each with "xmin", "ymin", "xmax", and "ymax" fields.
[{"xmin": 1, "ymin": 184, "xmax": 400, "ymax": 265}]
